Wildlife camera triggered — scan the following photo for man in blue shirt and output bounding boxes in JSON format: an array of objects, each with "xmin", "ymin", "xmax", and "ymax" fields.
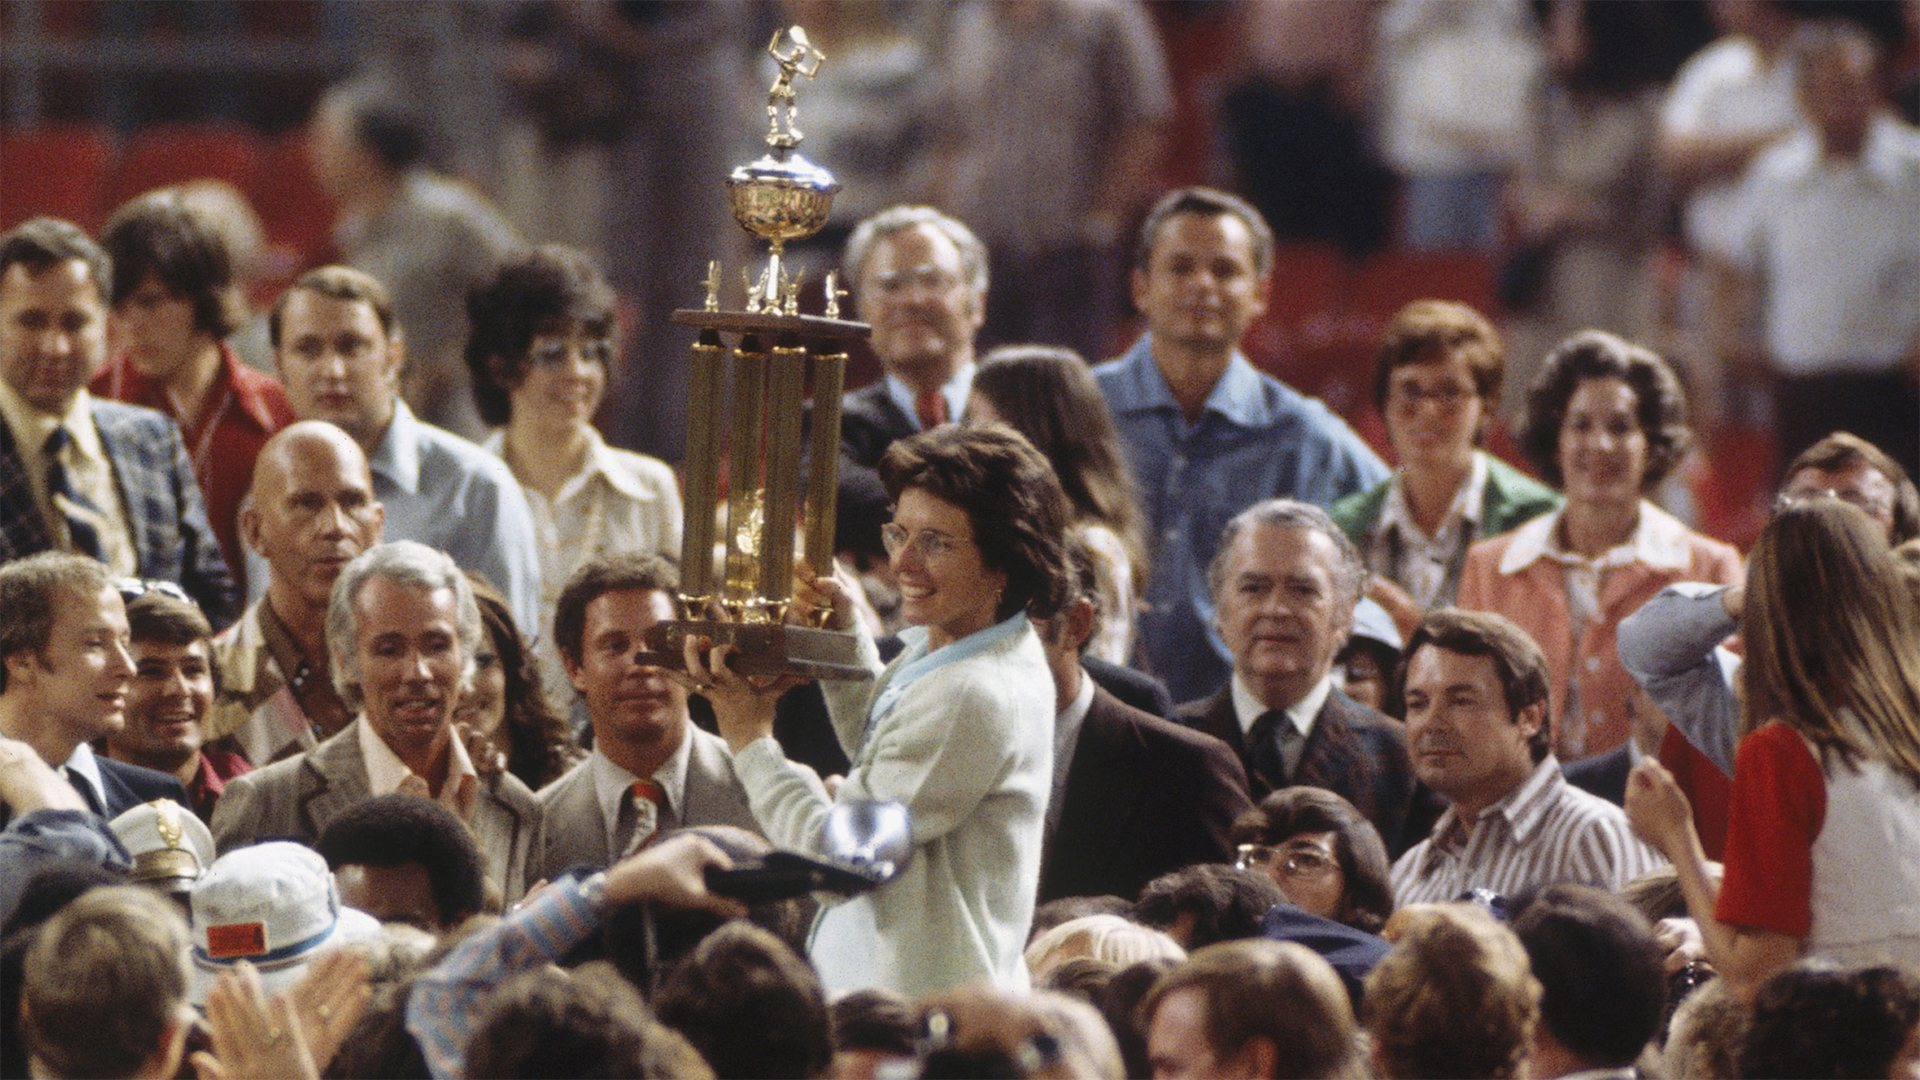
[
  {"xmin": 261, "ymin": 266, "xmax": 542, "ymax": 638},
  {"xmin": 1096, "ymin": 188, "xmax": 1386, "ymax": 704}
]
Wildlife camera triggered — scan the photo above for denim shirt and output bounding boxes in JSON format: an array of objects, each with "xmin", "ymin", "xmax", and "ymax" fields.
[{"xmin": 1094, "ymin": 336, "xmax": 1388, "ymax": 704}]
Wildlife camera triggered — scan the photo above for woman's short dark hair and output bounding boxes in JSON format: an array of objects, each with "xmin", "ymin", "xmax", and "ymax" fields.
[
  {"xmin": 465, "ymin": 245, "xmax": 617, "ymax": 427},
  {"xmin": 1372, "ymin": 300, "xmax": 1505, "ymax": 429},
  {"xmin": 101, "ymin": 190, "xmax": 246, "ymax": 338},
  {"xmin": 1518, "ymin": 330, "xmax": 1691, "ymax": 491},
  {"xmin": 1229, "ymin": 786, "xmax": 1393, "ymax": 934},
  {"xmin": 1741, "ymin": 961, "xmax": 1920, "ymax": 1080},
  {"xmin": 879, "ymin": 424, "xmax": 1072, "ymax": 622}
]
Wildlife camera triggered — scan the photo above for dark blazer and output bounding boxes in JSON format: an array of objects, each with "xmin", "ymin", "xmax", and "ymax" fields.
[
  {"xmin": 1259, "ymin": 901, "xmax": 1391, "ymax": 1011},
  {"xmin": 1040, "ymin": 687, "xmax": 1254, "ymax": 903},
  {"xmin": 1082, "ymin": 656, "xmax": 1175, "ymax": 720},
  {"xmin": 1175, "ymin": 685, "xmax": 1431, "ymax": 857},
  {"xmin": 799, "ymin": 381, "xmax": 915, "ymax": 562},
  {"xmin": 1563, "ymin": 742, "xmax": 1632, "ymax": 807},
  {"xmin": 0, "ymin": 399, "xmax": 237, "ymax": 627},
  {"xmin": 211, "ymin": 720, "xmax": 541, "ymax": 902},
  {"xmin": 92, "ymin": 756, "xmax": 191, "ymax": 819}
]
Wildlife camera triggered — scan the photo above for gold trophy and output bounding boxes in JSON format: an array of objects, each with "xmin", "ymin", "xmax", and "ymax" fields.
[{"xmin": 641, "ymin": 26, "xmax": 871, "ymax": 680}]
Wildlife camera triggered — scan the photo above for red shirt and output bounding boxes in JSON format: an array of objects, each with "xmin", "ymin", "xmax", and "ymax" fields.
[
  {"xmin": 90, "ymin": 343, "xmax": 296, "ymax": 590},
  {"xmin": 1717, "ymin": 721, "xmax": 1826, "ymax": 937},
  {"xmin": 186, "ymin": 745, "xmax": 253, "ymax": 823}
]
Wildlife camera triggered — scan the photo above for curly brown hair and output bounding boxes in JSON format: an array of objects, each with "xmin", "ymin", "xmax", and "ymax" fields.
[{"xmin": 1518, "ymin": 330, "xmax": 1691, "ymax": 492}]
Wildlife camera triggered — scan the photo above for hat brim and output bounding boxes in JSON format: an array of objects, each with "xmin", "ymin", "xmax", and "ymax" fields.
[{"xmin": 189, "ymin": 905, "xmax": 382, "ymax": 1006}]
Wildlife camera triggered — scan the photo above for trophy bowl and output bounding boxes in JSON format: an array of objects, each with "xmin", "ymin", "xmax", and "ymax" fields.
[{"xmin": 726, "ymin": 151, "xmax": 840, "ymax": 247}]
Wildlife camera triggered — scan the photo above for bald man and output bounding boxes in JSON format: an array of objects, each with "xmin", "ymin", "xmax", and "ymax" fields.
[{"xmin": 207, "ymin": 421, "xmax": 385, "ymax": 765}]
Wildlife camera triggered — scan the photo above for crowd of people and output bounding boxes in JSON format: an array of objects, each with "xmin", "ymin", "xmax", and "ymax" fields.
[{"xmin": 3, "ymin": 4, "xmax": 1920, "ymax": 1079}]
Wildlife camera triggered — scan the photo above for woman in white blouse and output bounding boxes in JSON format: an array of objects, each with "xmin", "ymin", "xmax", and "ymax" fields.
[{"xmin": 466, "ymin": 245, "xmax": 683, "ymax": 704}]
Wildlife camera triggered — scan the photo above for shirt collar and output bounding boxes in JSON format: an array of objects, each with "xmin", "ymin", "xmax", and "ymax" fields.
[
  {"xmin": 0, "ymin": 381, "xmax": 101, "ymax": 458},
  {"xmin": 61, "ymin": 741, "xmax": 107, "ymax": 809},
  {"xmin": 883, "ymin": 362, "xmax": 976, "ymax": 431},
  {"xmin": 484, "ymin": 426, "xmax": 666, "ymax": 505},
  {"xmin": 1109, "ymin": 335, "xmax": 1270, "ymax": 429},
  {"xmin": 1055, "ymin": 668, "xmax": 1096, "ymax": 754},
  {"xmin": 1379, "ymin": 452, "xmax": 1488, "ymax": 543},
  {"xmin": 1496, "ymin": 501, "xmax": 1695, "ymax": 575},
  {"xmin": 367, "ymin": 398, "xmax": 420, "ymax": 494},
  {"xmin": 357, "ymin": 714, "xmax": 479, "ymax": 817},
  {"xmin": 1230, "ymin": 672, "xmax": 1333, "ymax": 739},
  {"xmin": 589, "ymin": 728, "xmax": 692, "ymax": 836}
]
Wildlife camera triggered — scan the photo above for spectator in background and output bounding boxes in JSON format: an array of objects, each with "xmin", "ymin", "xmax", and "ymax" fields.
[
  {"xmin": 307, "ymin": 77, "xmax": 522, "ymax": 442},
  {"xmin": 1141, "ymin": 938, "xmax": 1362, "ymax": 1080},
  {"xmin": 0, "ymin": 552, "xmax": 189, "ymax": 821},
  {"xmin": 212, "ymin": 542, "xmax": 542, "ymax": 905},
  {"xmin": 460, "ymin": 578, "xmax": 581, "ymax": 792},
  {"xmin": 1392, "ymin": 608, "xmax": 1664, "ymax": 908},
  {"xmin": 653, "ymin": 922, "xmax": 834, "ymax": 1080},
  {"xmin": 268, "ymin": 265, "xmax": 542, "ymax": 638},
  {"xmin": 1501, "ymin": 0, "xmax": 1674, "ymax": 411},
  {"xmin": 90, "ymin": 190, "xmax": 295, "ymax": 591},
  {"xmin": 20, "ymin": 885, "xmax": 195, "ymax": 1080},
  {"xmin": 210, "ymin": 422, "xmax": 382, "ymax": 766},
  {"xmin": 315, "ymin": 792, "xmax": 489, "ymax": 934},
  {"xmin": 1098, "ymin": 188, "xmax": 1388, "ymax": 705},
  {"xmin": 1174, "ymin": 500, "xmax": 1423, "ymax": 855},
  {"xmin": 929, "ymin": 0, "xmax": 1172, "ymax": 362},
  {"xmin": 1373, "ymin": 0, "xmax": 1543, "ymax": 252},
  {"xmin": 1740, "ymin": 961, "xmax": 1920, "ymax": 1080},
  {"xmin": 1363, "ymin": 904, "xmax": 1540, "ymax": 1080},
  {"xmin": 1510, "ymin": 884, "xmax": 1668, "ymax": 1078},
  {"xmin": 1230, "ymin": 786, "xmax": 1394, "ymax": 935},
  {"xmin": 0, "ymin": 217, "xmax": 237, "ymax": 626},
  {"xmin": 466, "ymin": 244, "xmax": 681, "ymax": 712},
  {"xmin": 1035, "ymin": 532, "xmax": 1250, "ymax": 905},
  {"xmin": 1709, "ymin": 19, "xmax": 1920, "ymax": 477},
  {"xmin": 1459, "ymin": 331, "xmax": 1740, "ymax": 763},
  {"xmin": 101, "ymin": 584, "xmax": 249, "ymax": 823},
  {"xmin": 967, "ymin": 344, "xmax": 1146, "ymax": 666},
  {"xmin": 1133, "ymin": 864, "xmax": 1286, "ymax": 951},
  {"xmin": 1625, "ymin": 502, "xmax": 1920, "ymax": 997},
  {"xmin": 1330, "ymin": 300, "xmax": 1561, "ymax": 634}
]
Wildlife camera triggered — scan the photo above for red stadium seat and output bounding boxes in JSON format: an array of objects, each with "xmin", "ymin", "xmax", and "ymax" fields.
[
  {"xmin": 248, "ymin": 130, "xmax": 338, "ymax": 277},
  {"xmin": 0, "ymin": 123, "xmax": 115, "ymax": 232},
  {"xmin": 107, "ymin": 121, "xmax": 260, "ymax": 210}
]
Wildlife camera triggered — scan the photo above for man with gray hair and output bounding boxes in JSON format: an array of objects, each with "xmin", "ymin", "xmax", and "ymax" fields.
[
  {"xmin": 1174, "ymin": 499, "xmax": 1425, "ymax": 855},
  {"xmin": 212, "ymin": 540, "xmax": 540, "ymax": 902},
  {"xmin": 818, "ymin": 207, "xmax": 990, "ymax": 562}
]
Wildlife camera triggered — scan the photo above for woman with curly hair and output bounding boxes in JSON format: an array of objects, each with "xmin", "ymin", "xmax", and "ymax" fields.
[{"xmin": 1458, "ymin": 330, "xmax": 1740, "ymax": 763}]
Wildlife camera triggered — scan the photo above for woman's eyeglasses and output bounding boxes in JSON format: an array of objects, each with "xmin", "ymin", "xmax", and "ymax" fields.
[{"xmin": 1234, "ymin": 842, "xmax": 1338, "ymax": 878}]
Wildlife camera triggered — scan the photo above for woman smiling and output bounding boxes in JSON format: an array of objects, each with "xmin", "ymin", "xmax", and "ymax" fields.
[
  {"xmin": 695, "ymin": 425, "xmax": 1069, "ymax": 998},
  {"xmin": 1458, "ymin": 331, "xmax": 1739, "ymax": 762}
]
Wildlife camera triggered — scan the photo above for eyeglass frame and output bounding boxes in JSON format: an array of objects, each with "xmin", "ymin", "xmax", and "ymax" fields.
[
  {"xmin": 1233, "ymin": 841, "xmax": 1340, "ymax": 879},
  {"xmin": 880, "ymin": 522, "xmax": 975, "ymax": 563}
]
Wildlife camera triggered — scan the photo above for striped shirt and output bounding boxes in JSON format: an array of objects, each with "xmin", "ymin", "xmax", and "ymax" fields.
[{"xmin": 1391, "ymin": 756, "xmax": 1666, "ymax": 907}]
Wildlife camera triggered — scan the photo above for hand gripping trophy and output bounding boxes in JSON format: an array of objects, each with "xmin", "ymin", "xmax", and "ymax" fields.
[{"xmin": 640, "ymin": 25, "xmax": 870, "ymax": 681}]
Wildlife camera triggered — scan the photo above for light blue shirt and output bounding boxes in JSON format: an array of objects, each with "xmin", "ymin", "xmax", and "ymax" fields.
[
  {"xmin": 1095, "ymin": 335, "xmax": 1388, "ymax": 705},
  {"xmin": 882, "ymin": 363, "xmax": 975, "ymax": 432}
]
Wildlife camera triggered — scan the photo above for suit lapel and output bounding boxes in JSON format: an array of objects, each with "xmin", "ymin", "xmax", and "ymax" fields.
[
  {"xmin": 296, "ymin": 726, "xmax": 365, "ymax": 838},
  {"xmin": 0, "ymin": 414, "xmax": 55, "ymax": 558}
]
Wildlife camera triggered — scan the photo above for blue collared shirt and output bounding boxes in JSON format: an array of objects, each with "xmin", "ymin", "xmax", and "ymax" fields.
[
  {"xmin": 369, "ymin": 400, "xmax": 544, "ymax": 636},
  {"xmin": 1094, "ymin": 336, "xmax": 1387, "ymax": 704}
]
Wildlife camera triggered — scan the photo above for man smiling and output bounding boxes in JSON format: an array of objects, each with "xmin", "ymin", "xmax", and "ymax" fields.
[
  {"xmin": 211, "ymin": 541, "xmax": 540, "ymax": 902},
  {"xmin": 0, "ymin": 552, "xmax": 187, "ymax": 821},
  {"xmin": 529, "ymin": 554, "xmax": 757, "ymax": 883}
]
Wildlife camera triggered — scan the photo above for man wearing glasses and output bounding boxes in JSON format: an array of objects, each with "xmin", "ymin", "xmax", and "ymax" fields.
[{"xmin": 1621, "ymin": 430, "xmax": 1920, "ymax": 777}]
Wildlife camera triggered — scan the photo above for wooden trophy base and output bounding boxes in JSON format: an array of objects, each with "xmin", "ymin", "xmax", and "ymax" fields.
[{"xmin": 638, "ymin": 619, "xmax": 873, "ymax": 682}]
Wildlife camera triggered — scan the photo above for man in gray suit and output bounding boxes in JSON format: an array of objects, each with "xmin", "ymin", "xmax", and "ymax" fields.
[
  {"xmin": 531, "ymin": 554, "xmax": 759, "ymax": 883},
  {"xmin": 211, "ymin": 541, "xmax": 540, "ymax": 902}
]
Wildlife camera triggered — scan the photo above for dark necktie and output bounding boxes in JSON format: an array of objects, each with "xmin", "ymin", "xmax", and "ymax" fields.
[
  {"xmin": 61, "ymin": 765, "xmax": 105, "ymax": 816},
  {"xmin": 44, "ymin": 426, "xmax": 104, "ymax": 560},
  {"xmin": 915, "ymin": 388, "xmax": 948, "ymax": 432},
  {"xmin": 1246, "ymin": 709, "xmax": 1301, "ymax": 789}
]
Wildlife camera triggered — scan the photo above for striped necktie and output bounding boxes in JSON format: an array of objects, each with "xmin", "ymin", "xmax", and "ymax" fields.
[
  {"xmin": 44, "ymin": 426, "xmax": 104, "ymax": 560},
  {"xmin": 615, "ymin": 778, "xmax": 669, "ymax": 859}
]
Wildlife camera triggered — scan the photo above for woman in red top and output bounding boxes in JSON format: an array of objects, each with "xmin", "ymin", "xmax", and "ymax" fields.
[{"xmin": 1626, "ymin": 501, "xmax": 1920, "ymax": 996}]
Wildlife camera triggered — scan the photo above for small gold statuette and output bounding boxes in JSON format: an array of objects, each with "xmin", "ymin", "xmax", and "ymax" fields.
[
  {"xmin": 702, "ymin": 261, "xmax": 722, "ymax": 312},
  {"xmin": 824, "ymin": 271, "xmax": 847, "ymax": 320},
  {"xmin": 766, "ymin": 26, "xmax": 824, "ymax": 150}
]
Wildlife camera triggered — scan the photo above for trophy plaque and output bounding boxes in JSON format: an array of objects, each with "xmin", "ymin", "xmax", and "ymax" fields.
[{"xmin": 641, "ymin": 26, "xmax": 872, "ymax": 681}]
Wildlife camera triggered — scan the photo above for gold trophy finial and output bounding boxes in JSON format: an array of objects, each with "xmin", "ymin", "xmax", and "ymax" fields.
[
  {"xmin": 824, "ymin": 271, "xmax": 847, "ymax": 319},
  {"xmin": 766, "ymin": 26, "xmax": 824, "ymax": 151},
  {"xmin": 702, "ymin": 261, "xmax": 721, "ymax": 312}
]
